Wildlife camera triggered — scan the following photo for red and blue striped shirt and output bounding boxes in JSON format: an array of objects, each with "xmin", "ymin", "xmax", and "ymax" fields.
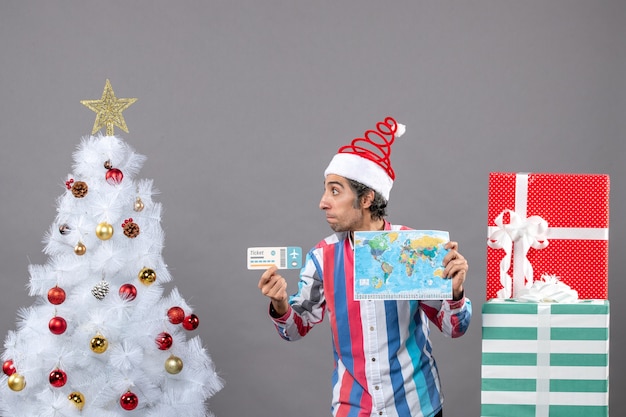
[{"xmin": 270, "ymin": 222, "xmax": 472, "ymax": 417}]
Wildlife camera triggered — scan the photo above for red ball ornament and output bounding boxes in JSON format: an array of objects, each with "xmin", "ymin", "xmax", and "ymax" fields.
[
  {"xmin": 167, "ymin": 307, "xmax": 185, "ymax": 324},
  {"xmin": 182, "ymin": 314, "xmax": 200, "ymax": 331},
  {"xmin": 47, "ymin": 286, "xmax": 66, "ymax": 305},
  {"xmin": 105, "ymin": 168, "xmax": 124, "ymax": 185},
  {"xmin": 155, "ymin": 332, "xmax": 173, "ymax": 350},
  {"xmin": 119, "ymin": 284, "xmax": 137, "ymax": 301},
  {"xmin": 49, "ymin": 369, "xmax": 67, "ymax": 387},
  {"xmin": 49, "ymin": 317, "xmax": 67, "ymax": 335},
  {"xmin": 2, "ymin": 359, "xmax": 16, "ymax": 376},
  {"xmin": 120, "ymin": 391, "xmax": 138, "ymax": 410}
]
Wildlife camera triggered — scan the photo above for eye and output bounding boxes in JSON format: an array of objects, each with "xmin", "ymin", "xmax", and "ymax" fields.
[{"xmin": 331, "ymin": 187, "xmax": 339, "ymax": 196}]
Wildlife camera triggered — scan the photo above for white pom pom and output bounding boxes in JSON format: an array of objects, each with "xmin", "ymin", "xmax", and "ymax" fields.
[{"xmin": 396, "ymin": 123, "xmax": 406, "ymax": 138}]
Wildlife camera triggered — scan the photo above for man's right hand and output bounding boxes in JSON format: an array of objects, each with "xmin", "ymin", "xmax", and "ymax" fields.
[{"xmin": 258, "ymin": 265, "xmax": 290, "ymax": 316}]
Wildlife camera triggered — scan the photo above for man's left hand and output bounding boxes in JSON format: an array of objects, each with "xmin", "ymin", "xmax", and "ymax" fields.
[{"xmin": 443, "ymin": 241, "xmax": 468, "ymax": 301}]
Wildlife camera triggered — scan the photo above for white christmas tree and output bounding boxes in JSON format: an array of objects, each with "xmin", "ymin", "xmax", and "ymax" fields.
[{"xmin": 0, "ymin": 80, "xmax": 223, "ymax": 417}]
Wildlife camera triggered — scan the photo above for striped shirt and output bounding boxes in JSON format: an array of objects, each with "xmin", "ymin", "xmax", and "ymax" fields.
[{"xmin": 270, "ymin": 222, "xmax": 472, "ymax": 417}]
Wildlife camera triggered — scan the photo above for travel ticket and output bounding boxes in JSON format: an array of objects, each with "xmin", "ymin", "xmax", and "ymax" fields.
[{"xmin": 247, "ymin": 246, "xmax": 303, "ymax": 270}]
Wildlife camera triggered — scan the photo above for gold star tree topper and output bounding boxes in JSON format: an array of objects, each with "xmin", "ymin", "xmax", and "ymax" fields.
[{"xmin": 81, "ymin": 79, "xmax": 137, "ymax": 136}]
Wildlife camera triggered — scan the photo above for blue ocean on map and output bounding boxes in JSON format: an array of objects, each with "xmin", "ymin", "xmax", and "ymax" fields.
[{"xmin": 353, "ymin": 230, "xmax": 452, "ymax": 300}]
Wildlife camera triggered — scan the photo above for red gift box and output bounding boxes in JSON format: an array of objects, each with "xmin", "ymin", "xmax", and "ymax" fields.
[{"xmin": 486, "ymin": 172, "xmax": 609, "ymax": 300}]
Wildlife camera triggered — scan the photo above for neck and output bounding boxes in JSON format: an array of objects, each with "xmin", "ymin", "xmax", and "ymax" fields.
[
  {"xmin": 371, "ymin": 218, "xmax": 386, "ymax": 231},
  {"xmin": 349, "ymin": 218, "xmax": 385, "ymax": 241}
]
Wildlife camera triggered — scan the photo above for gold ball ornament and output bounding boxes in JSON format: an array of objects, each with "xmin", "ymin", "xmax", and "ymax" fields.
[
  {"xmin": 74, "ymin": 241, "xmax": 86, "ymax": 256},
  {"xmin": 138, "ymin": 267, "xmax": 156, "ymax": 286},
  {"xmin": 90, "ymin": 335, "xmax": 108, "ymax": 354},
  {"xmin": 68, "ymin": 391, "xmax": 85, "ymax": 410},
  {"xmin": 165, "ymin": 355, "xmax": 183, "ymax": 374},
  {"xmin": 134, "ymin": 197, "xmax": 145, "ymax": 212},
  {"xmin": 7, "ymin": 373, "xmax": 26, "ymax": 391},
  {"xmin": 95, "ymin": 222, "xmax": 114, "ymax": 240}
]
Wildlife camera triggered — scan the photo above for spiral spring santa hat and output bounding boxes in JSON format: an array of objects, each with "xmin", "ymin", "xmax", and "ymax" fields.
[{"xmin": 324, "ymin": 116, "xmax": 406, "ymax": 201}]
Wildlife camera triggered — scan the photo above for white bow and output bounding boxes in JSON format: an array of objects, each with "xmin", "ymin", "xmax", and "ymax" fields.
[
  {"xmin": 516, "ymin": 274, "xmax": 579, "ymax": 303},
  {"xmin": 488, "ymin": 210, "xmax": 549, "ymax": 298}
]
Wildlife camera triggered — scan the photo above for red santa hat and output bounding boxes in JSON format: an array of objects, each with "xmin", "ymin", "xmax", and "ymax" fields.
[{"xmin": 324, "ymin": 116, "xmax": 406, "ymax": 200}]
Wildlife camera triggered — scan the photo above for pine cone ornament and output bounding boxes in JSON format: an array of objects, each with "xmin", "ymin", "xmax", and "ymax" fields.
[
  {"xmin": 91, "ymin": 281, "xmax": 110, "ymax": 300},
  {"xmin": 71, "ymin": 181, "xmax": 89, "ymax": 198},
  {"xmin": 122, "ymin": 218, "xmax": 140, "ymax": 238}
]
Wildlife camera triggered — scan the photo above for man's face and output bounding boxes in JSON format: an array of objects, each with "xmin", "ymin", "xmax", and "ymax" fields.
[{"xmin": 319, "ymin": 174, "xmax": 365, "ymax": 232}]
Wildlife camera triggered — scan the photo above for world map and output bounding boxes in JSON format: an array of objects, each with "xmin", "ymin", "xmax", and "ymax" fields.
[{"xmin": 353, "ymin": 230, "xmax": 452, "ymax": 300}]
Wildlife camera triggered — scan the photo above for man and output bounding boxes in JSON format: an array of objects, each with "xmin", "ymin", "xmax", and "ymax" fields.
[{"xmin": 258, "ymin": 117, "xmax": 472, "ymax": 417}]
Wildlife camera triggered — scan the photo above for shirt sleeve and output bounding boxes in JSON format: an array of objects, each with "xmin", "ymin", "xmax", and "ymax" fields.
[
  {"xmin": 269, "ymin": 247, "xmax": 326, "ymax": 341},
  {"xmin": 420, "ymin": 296, "xmax": 472, "ymax": 338}
]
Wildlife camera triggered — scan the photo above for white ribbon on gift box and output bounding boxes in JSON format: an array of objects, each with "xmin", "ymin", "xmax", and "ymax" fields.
[
  {"xmin": 487, "ymin": 173, "xmax": 609, "ymax": 298},
  {"xmin": 536, "ymin": 303, "xmax": 551, "ymax": 417}
]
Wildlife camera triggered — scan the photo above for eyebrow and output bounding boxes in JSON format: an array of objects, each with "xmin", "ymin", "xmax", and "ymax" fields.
[{"xmin": 325, "ymin": 180, "xmax": 345, "ymax": 188}]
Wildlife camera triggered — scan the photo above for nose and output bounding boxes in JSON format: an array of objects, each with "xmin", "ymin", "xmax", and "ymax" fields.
[{"xmin": 319, "ymin": 192, "xmax": 330, "ymax": 210}]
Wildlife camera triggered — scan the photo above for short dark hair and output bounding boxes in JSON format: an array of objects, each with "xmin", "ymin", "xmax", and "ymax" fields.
[{"xmin": 347, "ymin": 179, "xmax": 388, "ymax": 221}]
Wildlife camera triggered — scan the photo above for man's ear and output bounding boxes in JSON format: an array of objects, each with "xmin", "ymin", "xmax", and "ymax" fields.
[{"xmin": 361, "ymin": 190, "xmax": 375, "ymax": 209}]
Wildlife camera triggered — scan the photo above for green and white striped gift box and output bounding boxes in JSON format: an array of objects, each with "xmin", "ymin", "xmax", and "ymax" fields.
[{"xmin": 481, "ymin": 299, "xmax": 609, "ymax": 417}]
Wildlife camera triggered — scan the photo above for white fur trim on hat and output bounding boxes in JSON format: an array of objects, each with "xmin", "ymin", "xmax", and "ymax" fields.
[{"xmin": 324, "ymin": 153, "xmax": 393, "ymax": 200}]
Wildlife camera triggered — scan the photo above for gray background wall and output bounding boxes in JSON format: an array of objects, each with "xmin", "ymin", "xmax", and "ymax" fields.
[{"xmin": 1, "ymin": 1, "xmax": 624, "ymax": 416}]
